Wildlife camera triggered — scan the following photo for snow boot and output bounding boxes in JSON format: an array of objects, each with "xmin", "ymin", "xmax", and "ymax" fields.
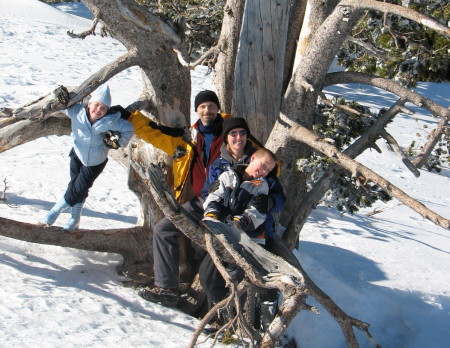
[
  {"xmin": 44, "ymin": 196, "xmax": 70, "ymax": 225},
  {"xmin": 260, "ymin": 300, "xmax": 278, "ymax": 333},
  {"xmin": 63, "ymin": 201, "xmax": 84, "ymax": 231}
]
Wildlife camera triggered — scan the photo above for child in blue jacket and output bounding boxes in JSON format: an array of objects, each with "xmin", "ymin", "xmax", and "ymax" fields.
[{"xmin": 43, "ymin": 85, "xmax": 134, "ymax": 230}]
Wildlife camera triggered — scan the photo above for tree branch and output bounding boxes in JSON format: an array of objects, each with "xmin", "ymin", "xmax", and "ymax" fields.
[
  {"xmin": 289, "ymin": 123, "xmax": 450, "ymax": 230},
  {"xmin": 284, "ymin": 98, "xmax": 407, "ymax": 248},
  {"xmin": 412, "ymin": 112, "xmax": 449, "ymax": 168},
  {"xmin": 341, "ymin": 0, "xmax": 450, "ymax": 38},
  {"xmin": 0, "ymin": 178, "xmax": 17, "ymax": 208},
  {"xmin": 346, "ymin": 36, "xmax": 390, "ymax": 61},
  {"xmin": 9, "ymin": 50, "xmax": 139, "ymax": 120},
  {"xmin": 67, "ymin": 17, "xmax": 101, "ymax": 39},
  {"xmin": 380, "ymin": 129, "xmax": 420, "ymax": 177},
  {"xmin": 324, "ymin": 71, "xmax": 450, "ymax": 119},
  {"xmin": 173, "ymin": 44, "xmax": 221, "ymax": 69}
]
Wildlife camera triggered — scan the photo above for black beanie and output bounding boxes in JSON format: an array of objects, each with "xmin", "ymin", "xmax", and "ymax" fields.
[
  {"xmin": 194, "ymin": 90, "xmax": 221, "ymax": 111},
  {"xmin": 221, "ymin": 117, "xmax": 250, "ymax": 142}
]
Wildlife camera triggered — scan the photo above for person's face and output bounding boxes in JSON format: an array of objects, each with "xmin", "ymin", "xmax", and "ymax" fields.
[
  {"xmin": 227, "ymin": 127, "xmax": 248, "ymax": 155},
  {"xmin": 196, "ymin": 101, "xmax": 219, "ymax": 125},
  {"xmin": 88, "ymin": 101, "xmax": 108, "ymax": 122},
  {"xmin": 246, "ymin": 153, "xmax": 276, "ymax": 179}
]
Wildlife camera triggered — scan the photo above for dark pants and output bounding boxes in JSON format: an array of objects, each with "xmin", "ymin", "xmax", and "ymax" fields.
[
  {"xmin": 64, "ymin": 148, "xmax": 107, "ymax": 206},
  {"xmin": 199, "ymin": 253, "xmax": 244, "ymax": 308},
  {"xmin": 153, "ymin": 197, "xmax": 205, "ymax": 289}
]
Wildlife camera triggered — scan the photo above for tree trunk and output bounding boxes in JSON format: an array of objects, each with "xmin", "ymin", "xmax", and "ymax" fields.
[
  {"xmin": 231, "ymin": 0, "xmax": 290, "ymax": 143},
  {"xmin": 213, "ymin": 0, "xmax": 245, "ymax": 114}
]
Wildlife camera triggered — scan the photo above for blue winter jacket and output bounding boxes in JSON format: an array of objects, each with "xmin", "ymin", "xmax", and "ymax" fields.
[
  {"xmin": 64, "ymin": 104, "xmax": 134, "ymax": 166},
  {"xmin": 203, "ymin": 142, "xmax": 285, "ymax": 239}
]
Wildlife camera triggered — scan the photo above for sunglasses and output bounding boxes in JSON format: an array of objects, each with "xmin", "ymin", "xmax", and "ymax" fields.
[{"xmin": 228, "ymin": 130, "xmax": 248, "ymax": 137}]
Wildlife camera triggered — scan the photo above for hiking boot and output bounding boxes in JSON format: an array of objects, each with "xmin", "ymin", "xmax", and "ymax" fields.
[{"xmin": 138, "ymin": 286, "xmax": 179, "ymax": 307}]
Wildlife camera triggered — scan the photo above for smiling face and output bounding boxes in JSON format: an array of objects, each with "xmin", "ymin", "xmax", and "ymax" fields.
[
  {"xmin": 245, "ymin": 152, "xmax": 276, "ymax": 179},
  {"xmin": 226, "ymin": 127, "xmax": 248, "ymax": 159},
  {"xmin": 196, "ymin": 101, "xmax": 219, "ymax": 125},
  {"xmin": 87, "ymin": 101, "xmax": 108, "ymax": 122}
]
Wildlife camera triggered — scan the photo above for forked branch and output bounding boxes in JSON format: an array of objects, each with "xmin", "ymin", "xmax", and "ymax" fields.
[{"xmin": 0, "ymin": 178, "xmax": 17, "ymax": 208}]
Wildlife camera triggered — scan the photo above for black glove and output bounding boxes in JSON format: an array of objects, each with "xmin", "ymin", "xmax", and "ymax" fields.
[
  {"xmin": 149, "ymin": 121, "xmax": 185, "ymax": 137},
  {"xmin": 53, "ymin": 85, "xmax": 70, "ymax": 105},
  {"xmin": 109, "ymin": 105, "xmax": 132, "ymax": 120},
  {"xmin": 203, "ymin": 211, "xmax": 220, "ymax": 222},
  {"xmin": 232, "ymin": 215, "xmax": 249, "ymax": 230},
  {"xmin": 103, "ymin": 130, "xmax": 121, "ymax": 149},
  {"xmin": 251, "ymin": 194, "xmax": 273, "ymax": 214}
]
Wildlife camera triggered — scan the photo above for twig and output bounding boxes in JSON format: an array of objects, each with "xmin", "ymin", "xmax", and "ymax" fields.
[{"xmin": 0, "ymin": 178, "xmax": 17, "ymax": 208}]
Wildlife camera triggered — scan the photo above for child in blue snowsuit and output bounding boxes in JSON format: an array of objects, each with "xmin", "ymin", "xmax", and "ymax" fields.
[{"xmin": 43, "ymin": 85, "xmax": 134, "ymax": 230}]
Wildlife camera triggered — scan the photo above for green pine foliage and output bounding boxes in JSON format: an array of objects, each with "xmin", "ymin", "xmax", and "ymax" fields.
[
  {"xmin": 299, "ymin": 99, "xmax": 392, "ymax": 214},
  {"xmin": 337, "ymin": 0, "xmax": 450, "ymax": 87},
  {"xmin": 135, "ymin": 0, "xmax": 225, "ymax": 58}
]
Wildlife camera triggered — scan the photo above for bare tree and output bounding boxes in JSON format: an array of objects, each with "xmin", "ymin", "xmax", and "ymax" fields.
[{"xmin": 1, "ymin": 0, "xmax": 449, "ymax": 346}]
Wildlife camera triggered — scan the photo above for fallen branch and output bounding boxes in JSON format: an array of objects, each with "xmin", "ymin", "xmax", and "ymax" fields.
[
  {"xmin": 0, "ymin": 178, "xmax": 17, "ymax": 208},
  {"xmin": 142, "ymin": 163, "xmax": 382, "ymax": 347},
  {"xmin": 380, "ymin": 129, "xmax": 420, "ymax": 177}
]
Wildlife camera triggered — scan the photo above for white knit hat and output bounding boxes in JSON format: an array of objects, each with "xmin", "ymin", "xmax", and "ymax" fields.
[{"xmin": 89, "ymin": 85, "xmax": 111, "ymax": 108}]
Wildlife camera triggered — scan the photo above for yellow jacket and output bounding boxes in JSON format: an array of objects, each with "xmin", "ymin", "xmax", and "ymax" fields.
[{"xmin": 128, "ymin": 110, "xmax": 231, "ymax": 202}]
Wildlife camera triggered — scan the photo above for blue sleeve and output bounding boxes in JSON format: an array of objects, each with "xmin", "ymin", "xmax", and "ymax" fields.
[
  {"xmin": 266, "ymin": 177, "xmax": 286, "ymax": 213},
  {"xmin": 113, "ymin": 117, "xmax": 134, "ymax": 147},
  {"xmin": 263, "ymin": 213, "xmax": 276, "ymax": 239},
  {"xmin": 201, "ymin": 158, "xmax": 229, "ymax": 199}
]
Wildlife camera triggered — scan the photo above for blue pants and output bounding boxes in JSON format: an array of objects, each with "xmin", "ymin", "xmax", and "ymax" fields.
[{"xmin": 64, "ymin": 148, "xmax": 107, "ymax": 206}]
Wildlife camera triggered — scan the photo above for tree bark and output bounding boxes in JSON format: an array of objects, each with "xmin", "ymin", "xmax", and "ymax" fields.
[
  {"xmin": 232, "ymin": 0, "xmax": 290, "ymax": 143},
  {"xmin": 213, "ymin": 0, "xmax": 245, "ymax": 114}
]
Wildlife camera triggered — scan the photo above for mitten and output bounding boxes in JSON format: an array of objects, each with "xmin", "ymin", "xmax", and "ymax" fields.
[
  {"xmin": 109, "ymin": 105, "xmax": 132, "ymax": 120},
  {"xmin": 53, "ymin": 85, "xmax": 70, "ymax": 106},
  {"xmin": 103, "ymin": 130, "xmax": 121, "ymax": 149}
]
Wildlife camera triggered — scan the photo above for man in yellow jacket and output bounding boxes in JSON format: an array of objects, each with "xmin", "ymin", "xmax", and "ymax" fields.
[{"xmin": 115, "ymin": 90, "xmax": 230, "ymax": 306}]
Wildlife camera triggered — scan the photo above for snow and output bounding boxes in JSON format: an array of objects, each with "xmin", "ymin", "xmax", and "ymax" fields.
[{"xmin": 0, "ymin": 1, "xmax": 449, "ymax": 347}]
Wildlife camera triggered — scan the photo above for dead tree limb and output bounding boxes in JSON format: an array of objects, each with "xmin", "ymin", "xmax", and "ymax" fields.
[
  {"xmin": 67, "ymin": 17, "xmax": 101, "ymax": 39},
  {"xmin": 0, "ymin": 216, "xmax": 152, "ymax": 281},
  {"xmin": 0, "ymin": 178, "xmax": 17, "ymax": 208},
  {"xmin": 412, "ymin": 112, "xmax": 449, "ymax": 169},
  {"xmin": 380, "ymin": 129, "xmax": 420, "ymax": 177},
  {"xmin": 289, "ymin": 123, "xmax": 450, "ymax": 230},
  {"xmin": 142, "ymin": 163, "xmax": 382, "ymax": 347},
  {"xmin": 0, "ymin": 117, "xmax": 71, "ymax": 153},
  {"xmin": 345, "ymin": 36, "xmax": 390, "ymax": 61},
  {"xmin": 284, "ymin": 99, "xmax": 407, "ymax": 247},
  {"xmin": 324, "ymin": 72, "xmax": 450, "ymax": 119},
  {"xmin": 342, "ymin": 0, "xmax": 450, "ymax": 37},
  {"xmin": 8, "ymin": 50, "xmax": 139, "ymax": 120},
  {"xmin": 173, "ymin": 44, "xmax": 221, "ymax": 69}
]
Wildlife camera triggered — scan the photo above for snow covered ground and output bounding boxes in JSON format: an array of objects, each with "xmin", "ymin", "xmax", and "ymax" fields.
[{"xmin": 0, "ymin": 1, "xmax": 449, "ymax": 347}]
